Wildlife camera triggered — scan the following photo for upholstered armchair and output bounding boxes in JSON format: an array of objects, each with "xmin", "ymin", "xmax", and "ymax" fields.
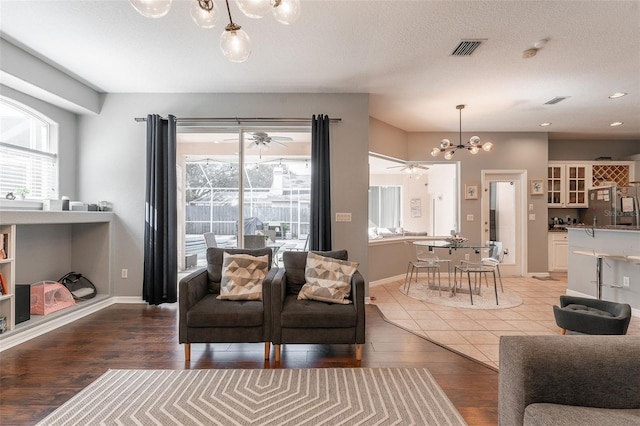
[
  {"xmin": 270, "ymin": 250, "xmax": 366, "ymax": 362},
  {"xmin": 179, "ymin": 247, "xmax": 275, "ymax": 361}
]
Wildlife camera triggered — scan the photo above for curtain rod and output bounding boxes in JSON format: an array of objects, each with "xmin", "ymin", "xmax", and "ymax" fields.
[{"xmin": 134, "ymin": 117, "xmax": 342, "ymax": 124}]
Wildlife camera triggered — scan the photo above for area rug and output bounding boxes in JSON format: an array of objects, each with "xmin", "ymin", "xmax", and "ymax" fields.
[
  {"xmin": 399, "ymin": 282, "xmax": 523, "ymax": 310},
  {"xmin": 37, "ymin": 368, "xmax": 467, "ymax": 426}
]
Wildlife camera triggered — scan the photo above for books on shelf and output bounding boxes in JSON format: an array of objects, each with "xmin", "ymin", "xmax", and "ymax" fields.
[
  {"xmin": 0, "ymin": 272, "xmax": 7, "ymax": 295},
  {"xmin": 0, "ymin": 233, "xmax": 7, "ymax": 259}
]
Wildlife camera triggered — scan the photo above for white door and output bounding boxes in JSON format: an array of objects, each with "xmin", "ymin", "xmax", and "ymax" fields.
[{"xmin": 481, "ymin": 171, "xmax": 527, "ymax": 276}]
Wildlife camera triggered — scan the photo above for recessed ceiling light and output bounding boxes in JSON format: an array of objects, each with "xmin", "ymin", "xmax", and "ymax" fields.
[
  {"xmin": 610, "ymin": 121, "xmax": 624, "ymax": 127},
  {"xmin": 539, "ymin": 122, "xmax": 552, "ymax": 127},
  {"xmin": 608, "ymin": 92, "xmax": 627, "ymax": 99}
]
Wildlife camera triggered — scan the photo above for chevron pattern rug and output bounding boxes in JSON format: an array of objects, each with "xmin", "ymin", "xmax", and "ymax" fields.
[{"xmin": 37, "ymin": 368, "xmax": 466, "ymax": 426}]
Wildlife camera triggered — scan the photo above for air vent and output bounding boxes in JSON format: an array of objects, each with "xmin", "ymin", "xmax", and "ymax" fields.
[
  {"xmin": 450, "ymin": 39, "xmax": 485, "ymax": 56},
  {"xmin": 544, "ymin": 96, "xmax": 570, "ymax": 105}
]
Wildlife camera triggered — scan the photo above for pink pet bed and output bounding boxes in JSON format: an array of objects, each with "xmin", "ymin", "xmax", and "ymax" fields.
[{"xmin": 30, "ymin": 281, "xmax": 76, "ymax": 315}]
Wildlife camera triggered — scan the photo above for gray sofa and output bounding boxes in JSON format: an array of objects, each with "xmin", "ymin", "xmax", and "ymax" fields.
[
  {"xmin": 179, "ymin": 247, "xmax": 275, "ymax": 361},
  {"xmin": 271, "ymin": 250, "xmax": 366, "ymax": 362},
  {"xmin": 499, "ymin": 335, "xmax": 640, "ymax": 425}
]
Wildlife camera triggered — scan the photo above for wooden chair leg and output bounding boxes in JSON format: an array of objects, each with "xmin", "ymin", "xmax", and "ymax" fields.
[
  {"xmin": 184, "ymin": 343, "xmax": 191, "ymax": 361},
  {"xmin": 264, "ymin": 342, "xmax": 270, "ymax": 360},
  {"xmin": 355, "ymin": 344, "xmax": 363, "ymax": 361},
  {"xmin": 274, "ymin": 344, "xmax": 281, "ymax": 362},
  {"xmin": 561, "ymin": 328, "xmax": 566, "ymax": 335}
]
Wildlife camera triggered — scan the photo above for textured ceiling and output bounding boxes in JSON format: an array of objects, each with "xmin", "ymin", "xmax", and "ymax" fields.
[{"xmin": 1, "ymin": 0, "xmax": 639, "ymax": 140}]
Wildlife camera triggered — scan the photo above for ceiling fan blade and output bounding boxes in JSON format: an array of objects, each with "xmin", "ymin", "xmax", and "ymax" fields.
[
  {"xmin": 270, "ymin": 136, "xmax": 294, "ymax": 142},
  {"xmin": 270, "ymin": 140, "xmax": 288, "ymax": 148}
]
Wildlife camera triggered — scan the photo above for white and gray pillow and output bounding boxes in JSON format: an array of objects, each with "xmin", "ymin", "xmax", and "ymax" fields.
[
  {"xmin": 298, "ymin": 252, "xmax": 358, "ymax": 304},
  {"xmin": 217, "ymin": 252, "xmax": 269, "ymax": 301}
]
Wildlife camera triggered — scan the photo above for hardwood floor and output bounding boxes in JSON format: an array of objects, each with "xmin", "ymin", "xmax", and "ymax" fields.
[{"xmin": 0, "ymin": 303, "xmax": 498, "ymax": 425}]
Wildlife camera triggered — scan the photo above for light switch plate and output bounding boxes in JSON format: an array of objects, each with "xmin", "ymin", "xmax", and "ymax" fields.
[
  {"xmin": 529, "ymin": 213, "xmax": 536, "ymax": 221},
  {"xmin": 529, "ymin": 204, "xmax": 534, "ymax": 211},
  {"xmin": 466, "ymin": 214, "xmax": 474, "ymax": 221},
  {"xmin": 335, "ymin": 212, "xmax": 352, "ymax": 222}
]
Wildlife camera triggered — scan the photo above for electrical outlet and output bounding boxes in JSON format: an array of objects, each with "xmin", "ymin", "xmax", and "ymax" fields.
[
  {"xmin": 529, "ymin": 204, "xmax": 534, "ymax": 211},
  {"xmin": 466, "ymin": 214, "xmax": 474, "ymax": 221},
  {"xmin": 121, "ymin": 269, "xmax": 128, "ymax": 279},
  {"xmin": 623, "ymin": 276, "xmax": 630, "ymax": 287},
  {"xmin": 464, "ymin": 254, "xmax": 470, "ymax": 261}
]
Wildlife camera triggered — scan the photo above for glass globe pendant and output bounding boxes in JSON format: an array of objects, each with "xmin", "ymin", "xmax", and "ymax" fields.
[
  {"xmin": 236, "ymin": 0, "xmax": 272, "ymax": 18},
  {"xmin": 220, "ymin": 24, "xmax": 251, "ymax": 62},
  {"xmin": 129, "ymin": 0, "xmax": 172, "ymax": 18},
  {"xmin": 191, "ymin": 0, "xmax": 218, "ymax": 28},
  {"xmin": 273, "ymin": 0, "xmax": 301, "ymax": 25}
]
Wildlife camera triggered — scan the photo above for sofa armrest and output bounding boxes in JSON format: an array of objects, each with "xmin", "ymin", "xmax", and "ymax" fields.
[
  {"xmin": 498, "ymin": 335, "xmax": 640, "ymax": 426},
  {"xmin": 261, "ymin": 266, "xmax": 279, "ymax": 340},
  {"xmin": 270, "ymin": 268, "xmax": 287, "ymax": 342},
  {"xmin": 178, "ymin": 268, "xmax": 209, "ymax": 343},
  {"xmin": 351, "ymin": 270, "xmax": 366, "ymax": 344}
]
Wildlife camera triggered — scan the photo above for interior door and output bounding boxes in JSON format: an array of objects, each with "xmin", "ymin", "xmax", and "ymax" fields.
[{"xmin": 481, "ymin": 171, "xmax": 526, "ymax": 276}]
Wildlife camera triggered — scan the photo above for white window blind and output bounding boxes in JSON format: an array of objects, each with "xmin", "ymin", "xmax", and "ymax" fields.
[
  {"xmin": 0, "ymin": 142, "xmax": 57, "ymax": 199},
  {"xmin": 0, "ymin": 97, "xmax": 58, "ymax": 199}
]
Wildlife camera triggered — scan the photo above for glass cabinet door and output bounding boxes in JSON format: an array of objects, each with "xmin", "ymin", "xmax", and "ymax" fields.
[{"xmin": 547, "ymin": 166, "xmax": 563, "ymax": 206}]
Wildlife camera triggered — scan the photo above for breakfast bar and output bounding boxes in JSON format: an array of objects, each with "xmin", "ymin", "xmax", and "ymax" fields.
[{"xmin": 567, "ymin": 225, "xmax": 640, "ymax": 314}]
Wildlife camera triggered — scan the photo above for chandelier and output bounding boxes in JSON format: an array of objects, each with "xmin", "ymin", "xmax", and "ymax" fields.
[
  {"xmin": 430, "ymin": 105, "xmax": 494, "ymax": 160},
  {"xmin": 129, "ymin": 0, "xmax": 301, "ymax": 63}
]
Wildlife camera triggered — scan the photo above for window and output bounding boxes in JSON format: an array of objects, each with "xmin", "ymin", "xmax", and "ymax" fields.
[
  {"xmin": 369, "ymin": 186, "xmax": 402, "ymax": 229},
  {"xmin": 0, "ymin": 97, "xmax": 58, "ymax": 199}
]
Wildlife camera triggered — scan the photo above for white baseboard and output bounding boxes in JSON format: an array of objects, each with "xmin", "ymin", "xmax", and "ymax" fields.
[
  {"xmin": 112, "ymin": 296, "xmax": 146, "ymax": 304},
  {"xmin": 369, "ymin": 274, "xmax": 404, "ymax": 288}
]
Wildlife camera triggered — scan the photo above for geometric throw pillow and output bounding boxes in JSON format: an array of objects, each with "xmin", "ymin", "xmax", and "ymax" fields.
[
  {"xmin": 297, "ymin": 251, "xmax": 359, "ymax": 304},
  {"xmin": 217, "ymin": 252, "xmax": 269, "ymax": 301}
]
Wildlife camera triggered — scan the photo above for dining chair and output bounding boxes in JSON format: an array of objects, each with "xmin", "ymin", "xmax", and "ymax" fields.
[
  {"xmin": 454, "ymin": 258, "xmax": 499, "ymax": 305},
  {"xmin": 415, "ymin": 242, "xmax": 452, "ymax": 291},
  {"xmin": 403, "ymin": 241, "xmax": 442, "ymax": 295},
  {"xmin": 482, "ymin": 241, "xmax": 505, "ymax": 292}
]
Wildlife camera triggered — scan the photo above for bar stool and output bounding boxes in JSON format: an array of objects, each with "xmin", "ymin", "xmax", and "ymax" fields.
[{"xmin": 404, "ymin": 241, "xmax": 442, "ymax": 295}]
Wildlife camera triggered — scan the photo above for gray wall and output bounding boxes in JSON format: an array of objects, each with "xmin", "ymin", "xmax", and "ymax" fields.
[
  {"xmin": 77, "ymin": 93, "xmax": 370, "ymax": 297},
  {"xmin": 406, "ymin": 132, "xmax": 549, "ymax": 274},
  {"xmin": 549, "ymin": 139, "xmax": 640, "ymax": 161}
]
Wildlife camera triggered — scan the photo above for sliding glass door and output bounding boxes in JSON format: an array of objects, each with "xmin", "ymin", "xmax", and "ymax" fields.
[{"xmin": 177, "ymin": 127, "xmax": 311, "ymax": 271}]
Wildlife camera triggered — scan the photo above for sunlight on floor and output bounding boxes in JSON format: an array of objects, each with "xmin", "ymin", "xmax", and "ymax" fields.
[{"xmin": 370, "ymin": 276, "xmax": 640, "ymax": 369}]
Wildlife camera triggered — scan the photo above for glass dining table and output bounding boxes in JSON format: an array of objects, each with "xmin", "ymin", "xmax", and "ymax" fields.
[{"xmin": 413, "ymin": 240, "xmax": 492, "ymax": 299}]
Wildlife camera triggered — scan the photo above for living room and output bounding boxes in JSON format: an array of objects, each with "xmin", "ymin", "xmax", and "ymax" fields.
[{"xmin": 1, "ymin": 1, "xmax": 639, "ymax": 425}]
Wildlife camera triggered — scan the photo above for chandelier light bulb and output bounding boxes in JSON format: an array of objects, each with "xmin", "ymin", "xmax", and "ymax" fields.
[
  {"xmin": 220, "ymin": 27, "xmax": 252, "ymax": 62},
  {"xmin": 482, "ymin": 142, "xmax": 494, "ymax": 152},
  {"xmin": 444, "ymin": 151, "xmax": 454, "ymax": 160},
  {"xmin": 272, "ymin": 0, "xmax": 301, "ymax": 25},
  {"xmin": 469, "ymin": 146, "xmax": 480, "ymax": 154},
  {"xmin": 236, "ymin": 0, "xmax": 272, "ymax": 18},
  {"xmin": 469, "ymin": 136, "xmax": 480, "ymax": 145},
  {"xmin": 440, "ymin": 139, "xmax": 451, "ymax": 149},
  {"xmin": 431, "ymin": 148, "xmax": 441, "ymax": 157},
  {"xmin": 129, "ymin": 0, "xmax": 172, "ymax": 18},
  {"xmin": 191, "ymin": 0, "xmax": 218, "ymax": 28}
]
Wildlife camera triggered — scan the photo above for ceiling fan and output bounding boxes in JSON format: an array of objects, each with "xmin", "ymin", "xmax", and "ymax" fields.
[
  {"xmin": 387, "ymin": 163, "xmax": 430, "ymax": 173},
  {"xmin": 244, "ymin": 132, "xmax": 292, "ymax": 150}
]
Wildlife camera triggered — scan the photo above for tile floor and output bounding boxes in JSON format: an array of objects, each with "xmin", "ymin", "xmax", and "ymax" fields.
[{"xmin": 369, "ymin": 275, "xmax": 640, "ymax": 369}]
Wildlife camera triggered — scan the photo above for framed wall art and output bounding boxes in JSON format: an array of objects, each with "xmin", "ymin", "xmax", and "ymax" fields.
[
  {"xmin": 465, "ymin": 184, "xmax": 479, "ymax": 200},
  {"xmin": 530, "ymin": 179, "xmax": 544, "ymax": 195}
]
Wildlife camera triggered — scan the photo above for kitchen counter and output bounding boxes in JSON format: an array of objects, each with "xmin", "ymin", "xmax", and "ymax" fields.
[
  {"xmin": 567, "ymin": 227, "xmax": 640, "ymax": 314},
  {"xmin": 567, "ymin": 224, "xmax": 640, "ymax": 232}
]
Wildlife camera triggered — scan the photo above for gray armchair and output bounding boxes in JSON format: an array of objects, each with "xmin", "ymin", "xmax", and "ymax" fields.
[
  {"xmin": 179, "ymin": 247, "xmax": 275, "ymax": 361},
  {"xmin": 271, "ymin": 250, "xmax": 365, "ymax": 362},
  {"xmin": 499, "ymin": 335, "xmax": 640, "ymax": 425}
]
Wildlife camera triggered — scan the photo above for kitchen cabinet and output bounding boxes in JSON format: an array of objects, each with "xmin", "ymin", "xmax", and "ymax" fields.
[
  {"xmin": 548, "ymin": 232, "xmax": 568, "ymax": 272},
  {"xmin": 547, "ymin": 163, "xmax": 590, "ymax": 207}
]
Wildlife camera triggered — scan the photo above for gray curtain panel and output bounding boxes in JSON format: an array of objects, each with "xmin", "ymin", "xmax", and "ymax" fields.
[
  {"xmin": 143, "ymin": 114, "xmax": 177, "ymax": 305},
  {"xmin": 310, "ymin": 114, "xmax": 332, "ymax": 251}
]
